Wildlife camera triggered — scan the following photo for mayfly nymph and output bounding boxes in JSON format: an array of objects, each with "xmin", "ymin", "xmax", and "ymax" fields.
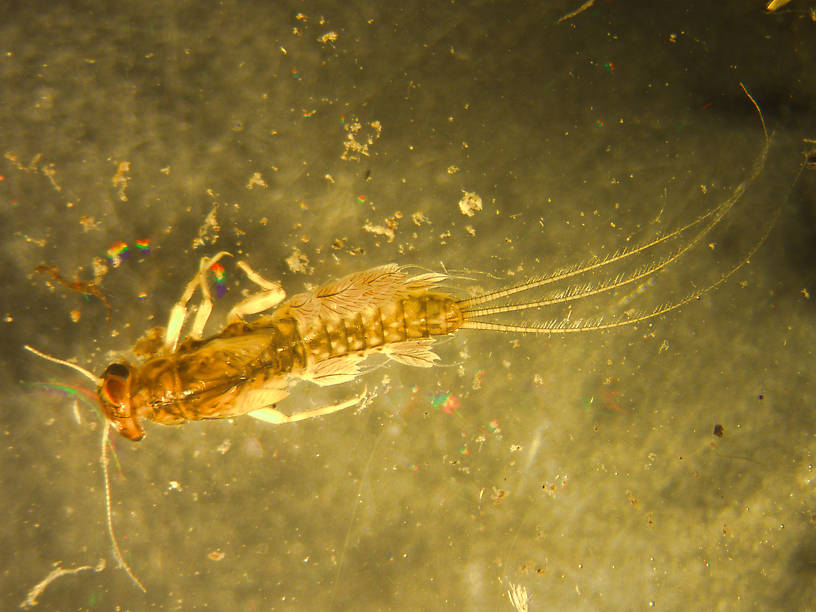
[
  {"xmin": 24, "ymin": 87, "xmax": 787, "ymax": 591},
  {"xmin": 28, "ymin": 135, "xmax": 776, "ymax": 441}
]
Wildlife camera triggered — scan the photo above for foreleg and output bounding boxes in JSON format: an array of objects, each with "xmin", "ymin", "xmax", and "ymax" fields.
[{"xmin": 164, "ymin": 251, "xmax": 232, "ymax": 351}]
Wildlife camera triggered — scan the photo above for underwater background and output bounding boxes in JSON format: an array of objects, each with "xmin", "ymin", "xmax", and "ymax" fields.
[{"xmin": 1, "ymin": 1, "xmax": 815, "ymax": 609}]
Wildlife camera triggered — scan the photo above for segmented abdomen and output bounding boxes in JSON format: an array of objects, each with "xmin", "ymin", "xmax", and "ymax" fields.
[{"xmin": 277, "ymin": 291, "xmax": 463, "ymax": 369}]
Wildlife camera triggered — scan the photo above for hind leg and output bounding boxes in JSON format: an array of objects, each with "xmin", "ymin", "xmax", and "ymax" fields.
[
  {"xmin": 226, "ymin": 260, "xmax": 286, "ymax": 323},
  {"xmin": 248, "ymin": 389, "xmax": 370, "ymax": 424}
]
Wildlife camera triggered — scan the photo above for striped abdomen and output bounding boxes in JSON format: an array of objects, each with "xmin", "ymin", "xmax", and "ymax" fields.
[{"xmin": 274, "ymin": 291, "xmax": 464, "ymax": 370}]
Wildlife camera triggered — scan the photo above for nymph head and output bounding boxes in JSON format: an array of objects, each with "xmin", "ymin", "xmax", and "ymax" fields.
[
  {"xmin": 24, "ymin": 345, "xmax": 145, "ymax": 442},
  {"xmin": 97, "ymin": 362, "xmax": 145, "ymax": 441}
]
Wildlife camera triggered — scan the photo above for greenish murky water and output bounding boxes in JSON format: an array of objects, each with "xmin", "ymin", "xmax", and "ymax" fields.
[{"xmin": 2, "ymin": 2, "xmax": 814, "ymax": 610}]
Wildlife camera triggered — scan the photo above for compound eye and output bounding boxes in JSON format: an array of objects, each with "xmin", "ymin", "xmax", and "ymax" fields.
[
  {"xmin": 100, "ymin": 363, "xmax": 130, "ymax": 413},
  {"xmin": 105, "ymin": 363, "xmax": 130, "ymax": 379}
]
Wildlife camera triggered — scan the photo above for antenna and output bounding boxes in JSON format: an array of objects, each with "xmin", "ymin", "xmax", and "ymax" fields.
[{"xmin": 24, "ymin": 345, "xmax": 102, "ymax": 386}]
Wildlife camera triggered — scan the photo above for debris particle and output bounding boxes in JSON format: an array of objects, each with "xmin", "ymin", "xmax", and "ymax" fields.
[
  {"xmin": 765, "ymin": 0, "xmax": 791, "ymax": 10},
  {"xmin": 112, "ymin": 161, "xmax": 131, "ymax": 202},
  {"xmin": 4, "ymin": 151, "xmax": 63, "ymax": 192},
  {"xmin": 805, "ymin": 139, "xmax": 816, "ymax": 169},
  {"xmin": 363, "ymin": 221, "xmax": 395, "ymax": 242},
  {"xmin": 557, "ymin": 0, "xmax": 595, "ymax": 23},
  {"xmin": 713, "ymin": 424, "xmax": 724, "ymax": 438},
  {"xmin": 21, "ymin": 559, "xmax": 105, "ymax": 609},
  {"xmin": 285, "ymin": 247, "xmax": 313, "ymax": 274},
  {"xmin": 247, "ymin": 172, "xmax": 268, "ymax": 190},
  {"xmin": 4, "ymin": 151, "xmax": 40, "ymax": 172},
  {"xmin": 193, "ymin": 203, "xmax": 220, "ymax": 249},
  {"xmin": 78, "ymin": 215, "xmax": 100, "ymax": 232},
  {"xmin": 208, "ymin": 550, "xmax": 226, "ymax": 562},
  {"xmin": 92, "ymin": 256, "xmax": 109, "ymax": 280},
  {"xmin": 317, "ymin": 31, "xmax": 338, "ymax": 44},
  {"xmin": 490, "ymin": 486, "xmax": 506, "ymax": 504},
  {"xmin": 341, "ymin": 118, "xmax": 382, "ymax": 161},
  {"xmin": 35, "ymin": 264, "xmax": 112, "ymax": 325},
  {"xmin": 458, "ymin": 190, "xmax": 483, "ymax": 217},
  {"xmin": 411, "ymin": 211, "xmax": 431, "ymax": 226}
]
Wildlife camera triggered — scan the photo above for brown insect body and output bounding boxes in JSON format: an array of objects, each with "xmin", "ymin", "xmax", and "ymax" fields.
[
  {"xmin": 97, "ymin": 266, "xmax": 464, "ymax": 440},
  {"xmin": 24, "ymin": 88, "xmax": 784, "ymax": 593},
  {"xmin": 40, "ymin": 88, "xmax": 780, "ymax": 445},
  {"xmin": 95, "ymin": 130, "xmax": 780, "ymax": 443}
]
